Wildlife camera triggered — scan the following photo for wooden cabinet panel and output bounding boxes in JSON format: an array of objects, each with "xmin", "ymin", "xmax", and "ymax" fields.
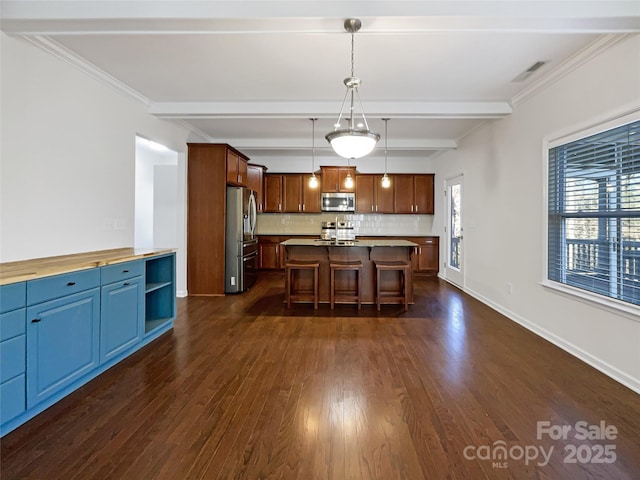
[
  {"xmin": 374, "ymin": 175, "xmax": 395, "ymax": 213},
  {"xmin": 187, "ymin": 144, "xmax": 228, "ymax": 295},
  {"xmin": 264, "ymin": 174, "xmax": 283, "ymax": 212},
  {"xmin": 394, "ymin": 175, "xmax": 415, "ymax": 213},
  {"xmin": 237, "ymin": 157, "xmax": 248, "ymax": 186},
  {"xmin": 259, "ymin": 237, "xmax": 280, "ymax": 269},
  {"xmin": 247, "ymin": 164, "xmax": 266, "ymax": 212},
  {"xmin": 355, "ymin": 175, "xmax": 374, "ymax": 213},
  {"xmin": 414, "ymin": 174, "xmax": 434, "ymax": 214},
  {"xmin": 226, "ymin": 150, "xmax": 238, "ymax": 185},
  {"xmin": 302, "ymin": 174, "xmax": 321, "ymax": 213},
  {"xmin": 405, "ymin": 237, "xmax": 439, "ymax": 275},
  {"xmin": 321, "ymin": 167, "xmax": 356, "ymax": 192},
  {"xmin": 100, "ymin": 277, "xmax": 143, "ymax": 363},
  {"xmin": 283, "ymin": 174, "xmax": 303, "ymax": 212}
]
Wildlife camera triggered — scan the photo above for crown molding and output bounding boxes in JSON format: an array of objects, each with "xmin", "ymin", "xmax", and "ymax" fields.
[
  {"xmin": 22, "ymin": 35, "xmax": 151, "ymax": 107},
  {"xmin": 511, "ymin": 33, "xmax": 633, "ymax": 106}
]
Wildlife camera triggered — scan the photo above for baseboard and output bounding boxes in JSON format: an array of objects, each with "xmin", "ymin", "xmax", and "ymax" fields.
[
  {"xmin": 459, "ymin": 283, "xmax": 640, "ymax": 395},
  {"xmin": 177, "ymin": 290, "xmax": 188, "ymax": 298}
]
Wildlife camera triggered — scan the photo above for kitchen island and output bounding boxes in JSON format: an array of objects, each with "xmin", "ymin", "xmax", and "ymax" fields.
[{"xmin": 281, "ymin": 238, "xmax": 418, "ymax": 306}]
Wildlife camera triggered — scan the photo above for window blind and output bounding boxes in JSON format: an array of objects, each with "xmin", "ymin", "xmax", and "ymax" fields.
[{"xmin": 548, "ymin": 120, "xmax": 640, "ymax": 306}]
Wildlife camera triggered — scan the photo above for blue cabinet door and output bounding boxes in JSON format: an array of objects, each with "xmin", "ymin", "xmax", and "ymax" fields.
[
  {"xmin": 26, "ymin": 288, "xmax": 100, "ymax": 408},
  {"xmin": 100, "ymin": 277, "xmax": 143, "ymax": 363}
]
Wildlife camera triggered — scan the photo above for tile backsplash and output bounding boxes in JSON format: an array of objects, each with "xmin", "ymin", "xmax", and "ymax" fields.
[{"xmin": 256, "ymin": 213, "xmax": 434, "ymax": 236}]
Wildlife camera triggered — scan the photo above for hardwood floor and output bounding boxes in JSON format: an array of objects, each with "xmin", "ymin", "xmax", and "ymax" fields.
[{"xmin": 2, "ymin": 273, "xmax": 640, "ymax": 479}]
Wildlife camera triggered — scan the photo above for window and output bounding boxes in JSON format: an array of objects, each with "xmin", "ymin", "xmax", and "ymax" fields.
[{"xmin": 548, "ymin": 119, "xmax": 640, "ymax": 308}]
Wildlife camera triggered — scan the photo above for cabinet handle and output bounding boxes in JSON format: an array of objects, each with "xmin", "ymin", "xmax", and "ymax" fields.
[
  {"xmin": 302, "ymin": 204, "xmax": 305, "ymax": 211},
  {"xmin": 298, "ymin": 203, "xmax": 301, "ymax": 211},
  {"xmin": 67, "ymin": 281, "xmax": 76, "ymax": 286},
  {"xmin": 375, "ymin": 205, "xmax": 378, "ymax": 212},
  {"xmin": 124, "ymin": 282, "xmax": 130, "ymax": 286},
  {"xmin": 31, "ymin": 318, "xmax": 41, "ymax": 323},
  {"xmin": 411, "ymin": 205, "xmax": 414, "ymax": 212},
  {"xmin": 123, "ymin": 269, "xmax": 129, "ymax": 273}
]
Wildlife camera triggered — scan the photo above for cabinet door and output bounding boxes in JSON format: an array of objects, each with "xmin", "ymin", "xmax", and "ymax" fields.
[
  {"xmin": 321, "ymin": 168, "xmax": 340, "ymax": 192},
  {"xmin": 100, "ymin": 277, "xmax": 143, "ymax": 363},
  {"xmin": 414, "ymin": 175, "xmax": 434, "ymax": 214},
  {"xmin": 247, "ymin": 165, "xmax": 265, "ymax": 212},
  {"xmin": 338, "ymin": 168, "xmax": 356, "ymax": 192},
  {"xmin": 26, "ymin": 288, "xmax": 100, "ymax": 408},
  {"xmin": 394, "ymin": 175, "xmax": 415, "ymax": 213},
  {"xmin": 374, "ymin": 176, "xmax": 395, "ymax": 213},
  {"xmin": 302, "ymin": 175, "xmax": 321, "ymax": 213},
  {"xmin": 355, "ymin": 175, "xmax": 374, "ymax": 213},
  {"xmin": 237, "ymin": 157, "xmax": 248, "ymax": 187},
  {"xmin": 264, "ymin": 175, "xmax": 283, "ymax": 212},
  {"xmin": 283, "ymin": 174, "xmax": 303, "ymax": 212},
  {"xmin": 226, "ymin": 150, "xmax": 239, "ymax": 184},
  {"xmin": 418, "ymin": 238, "xmax": 439, "ymax": 274},
  {"xmin": 259, "ymin": 239, "xmax": 280, "ymax": 269}
]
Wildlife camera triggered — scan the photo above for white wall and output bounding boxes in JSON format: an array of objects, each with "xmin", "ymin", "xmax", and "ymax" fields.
[
  {"xmin": 0, "ymin": 33, "xmax": 203, "ymax": 293},
  {"xmin": 433, "ymin": 34, "xmax": 640, "ymax": 392}
]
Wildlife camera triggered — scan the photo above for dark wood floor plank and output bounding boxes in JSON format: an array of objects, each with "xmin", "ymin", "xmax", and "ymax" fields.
[{"xmin": 2, "ymin": 274, "xmax": 640, "ymax": 479}]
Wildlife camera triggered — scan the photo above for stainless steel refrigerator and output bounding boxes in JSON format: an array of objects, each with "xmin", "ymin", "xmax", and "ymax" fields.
[{"xmin": 225, "ymin": 186, "xmax": 258, "ymax": 293}]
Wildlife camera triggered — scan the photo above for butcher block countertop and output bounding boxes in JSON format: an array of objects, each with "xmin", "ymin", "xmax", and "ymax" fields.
[
  {"xmin": 0, "ymin": 248, "xmax": 174, "ymax": 285},
  {"xmin": 280, "ymin": 239, "xmax": 418, "ymax": 247}
]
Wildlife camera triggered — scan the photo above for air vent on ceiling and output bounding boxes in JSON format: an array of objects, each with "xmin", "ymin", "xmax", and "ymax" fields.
[{"xmin": 511, "ymin": 60, "xmax": 548, "ymax": 82}]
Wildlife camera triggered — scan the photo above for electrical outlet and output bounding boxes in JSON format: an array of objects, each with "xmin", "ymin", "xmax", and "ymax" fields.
[
  {"xmin": 231, "ymin": 277, "xmax": 236, "ymax": 286},
  {"xmin": 507, "ymin": 282, "xmax": 513, "ymax": 295}
]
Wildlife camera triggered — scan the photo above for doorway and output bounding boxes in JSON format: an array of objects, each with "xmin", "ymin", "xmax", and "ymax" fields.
[{"xmin": 445, "ymin": 175, "xmax": 464, "ymax": 287}]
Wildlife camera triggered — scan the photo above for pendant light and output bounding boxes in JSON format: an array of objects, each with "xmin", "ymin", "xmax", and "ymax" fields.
[
  {"xmin": 344, "ymin": 158, "xmax": 354, "ymax": 189},
  {"xmin": 308, "ymin": 118, "xmax": 319, "ymax": 188},
  {"xmin": 325, "ymin": 18, "xmax": 380, "ymax": 160},
  {"xmin": 381, "ymin": 118, "xmax": 391, "ymax": 189}
]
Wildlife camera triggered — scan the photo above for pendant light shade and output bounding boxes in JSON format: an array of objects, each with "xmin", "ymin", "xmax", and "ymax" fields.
[{"xmin": 326, "ymin": 19, "xmax": 379, "ymax": 159}]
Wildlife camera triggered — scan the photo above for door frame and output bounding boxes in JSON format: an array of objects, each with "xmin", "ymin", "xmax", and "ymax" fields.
[{"xmin": 445, "ymin": 174, "xmax": 464, "ymax": 288}]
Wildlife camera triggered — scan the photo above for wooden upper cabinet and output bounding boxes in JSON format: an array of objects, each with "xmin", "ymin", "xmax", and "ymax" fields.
[
  {"xmin": 394, "ymin": 175, "xmax": 416, "ymax": 213},
  {"xmin": 264, "ymin": 174, "xmax": 283, "ymax": 212},
  {"xmin": 283, "ymin": 174, "xmax": 303, "ymax": 212},
  {"xmin": 355, "ymin": 175, "xmax": 374, "ymax": 213},
  {"xmin": 302, "ymin": 174, "xmax": 321, "ymax": 213},
  {"xmin": 247, "ymin": 164, "xmax": 266, "ymax": 212},
  {"xmin": 394, "ymin": 174, "xmax": 434, "ymax": 214},
  {"xmin": 320, "ymin": 166, "xmax": 356, "ymax": 192},
  {"xmin": 226, "ymin": 148, "xmax": 249, "ymax": 187},
  {"xmin": 414, "ymin": 174, "xmax": 434, "ymax": 214}
]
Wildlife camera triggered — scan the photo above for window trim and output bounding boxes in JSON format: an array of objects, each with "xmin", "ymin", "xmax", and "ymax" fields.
[{"xmin": 542, "ymin": 106, "xmax": 640, "ymax": 320}]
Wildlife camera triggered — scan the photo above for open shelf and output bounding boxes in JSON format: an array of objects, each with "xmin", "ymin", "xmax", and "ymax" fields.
[{"xmin": 144, "ymin": 254, "xmax": 175, "ymax": 336}]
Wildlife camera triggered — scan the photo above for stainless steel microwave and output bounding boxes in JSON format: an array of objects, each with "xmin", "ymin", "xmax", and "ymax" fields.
[{"xmin": 321, "ymin": 192, "xmax": 355, "ymax": 212}]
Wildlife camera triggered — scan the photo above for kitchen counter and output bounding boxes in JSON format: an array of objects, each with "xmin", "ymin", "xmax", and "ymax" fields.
[
  {"xmin": 0, "ymin": 248, "xmax": 175, "ymax": 285},
  {"xmin": 282, "ymin": 241, "xmax": 416, "ymax": 306},
  {"xmin": 280, "ymin": 238, "xmax": 418, "ymax": 247}
]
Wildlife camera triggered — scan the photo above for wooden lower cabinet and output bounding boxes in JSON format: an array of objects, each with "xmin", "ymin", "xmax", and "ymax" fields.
[
  {"xmin": 258, "ymin": 236, "xmax": 282, "ymax": 270},
  {"xmin": 407, "ymin": 237, "xmax": 439, "ymax": 275}
]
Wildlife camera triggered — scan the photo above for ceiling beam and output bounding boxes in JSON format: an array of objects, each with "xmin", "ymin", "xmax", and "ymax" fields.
[{"xmin": 150, "ymin": 101, "xmax": 512, "ymax": 119}]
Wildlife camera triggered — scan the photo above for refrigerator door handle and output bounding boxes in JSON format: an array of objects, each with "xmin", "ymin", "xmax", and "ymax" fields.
[{"xmin": 248, "ymin": 191, "xmax": 257, "ymax": 238}]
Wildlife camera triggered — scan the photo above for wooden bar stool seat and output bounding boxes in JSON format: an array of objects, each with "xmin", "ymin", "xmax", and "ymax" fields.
[
  {"xmin": 329, "ymin": 260, "xmax": 363, "ymax": 310},
  {"xmin": 374, "ymin": 260, "xmax": 410, "ymax": 311},
  {"xmin": 285, "ymin": 260, "xmax": 320, "ymax": 309}
]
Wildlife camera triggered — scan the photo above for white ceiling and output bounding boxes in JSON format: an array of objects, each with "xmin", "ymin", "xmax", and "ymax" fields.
[{"xmin": 2, "ymin": 1, "xmax": 639, "ymax": 163}]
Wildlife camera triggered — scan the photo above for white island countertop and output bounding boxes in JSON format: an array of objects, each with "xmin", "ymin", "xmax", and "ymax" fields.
[{"xmin": 280, "ymin": 239, "xmax": 418, "ymax": 247}]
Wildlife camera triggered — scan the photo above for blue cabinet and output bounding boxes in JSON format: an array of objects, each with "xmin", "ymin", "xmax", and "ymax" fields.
[
  {"xmin": 0, "ymin": 282, "xmax": 26, "ymax": 424},
  {"xmin": 26, "ymin": 287, "xmax": 100, "ymax": 408},
  {"xmin": 0, "ymin": 251, "xmax": 176, "ymax": 436},
  {"xmin": 100, "ymin": 262, "xmax": 144, "ymax": 363}
]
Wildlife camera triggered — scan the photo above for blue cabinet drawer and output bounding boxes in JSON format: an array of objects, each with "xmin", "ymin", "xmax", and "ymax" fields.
[
  {"xmin": 0, "ymin": 283, "xmax": 26, "ymax": 314},
  {"xmin": 101, "ymin": 260, "xmax": 144, "ymax": 285},
  {"xmin": 1, "ymin": 335, "xmax": 26, "ymax": 383},
  {"xmin": 0, "ymin": 374, "xmax": 26, "ymax": 424},
  {"xmin": 27, "ymin": 269, "xmax": 100, "ymax": 305},
  {"xmin": 1, "ymin": 309, "xmax": 26, "ymax": 342}
]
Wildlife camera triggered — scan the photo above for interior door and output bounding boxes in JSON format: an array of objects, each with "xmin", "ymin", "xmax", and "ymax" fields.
[{"xmin": 445, "ymin": 175, "xmax": 464, "ymax": 287}]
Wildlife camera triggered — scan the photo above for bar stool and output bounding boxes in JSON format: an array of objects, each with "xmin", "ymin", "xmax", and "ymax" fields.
[
  {"xmin": 285, "ymin": 260, "xmax": 319, "ymax": 309},
  {"xmin": 329, "ymin": 260, "xmax": 363, "ymax": 310},
  {"xmin": 374, "ymin": 260, "xmax": 410, "ymax": 311}
]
